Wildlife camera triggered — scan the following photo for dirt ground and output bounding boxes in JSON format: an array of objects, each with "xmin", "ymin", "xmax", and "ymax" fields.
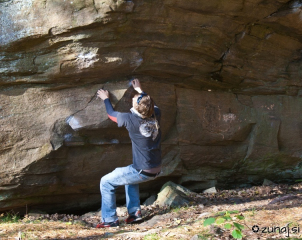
[{"xmin": 1, "ymin": 182, "xmax": 302, "ymax": 240}]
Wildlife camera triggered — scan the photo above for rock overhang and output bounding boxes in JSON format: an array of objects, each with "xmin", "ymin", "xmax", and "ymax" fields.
[{"xmin": 1, "ymin": 0, "xmax": 302, "ymax": 213}]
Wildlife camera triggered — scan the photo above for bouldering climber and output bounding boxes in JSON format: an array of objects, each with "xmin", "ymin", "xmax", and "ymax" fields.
[{"xmin": 96, "ymin": 79, "xmax": 162, "ymax": 228}]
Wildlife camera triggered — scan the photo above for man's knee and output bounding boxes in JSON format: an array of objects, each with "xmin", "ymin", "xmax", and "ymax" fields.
[
  {"xmin": 100, "ymin": 174, "xmax": 115, "ymax": 189},
  {"xmin": 100, "ymin": 175, "xmax": 108, "ymax": 187}
]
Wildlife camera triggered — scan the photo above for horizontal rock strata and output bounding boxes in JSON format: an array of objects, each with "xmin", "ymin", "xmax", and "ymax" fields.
[{"xmin": 0, "ymin": 0, "xmax": 302, "ymax": 213}]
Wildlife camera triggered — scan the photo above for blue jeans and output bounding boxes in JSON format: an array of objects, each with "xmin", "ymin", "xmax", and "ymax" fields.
[{"xmin": 100, "ymin": 164, "xmax": 157, "ymax": 222}]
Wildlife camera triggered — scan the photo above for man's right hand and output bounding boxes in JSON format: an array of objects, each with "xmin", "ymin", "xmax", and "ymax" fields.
[{"xmin": 132, "ymin": 79, "xmax": 143, "ymax": 93}]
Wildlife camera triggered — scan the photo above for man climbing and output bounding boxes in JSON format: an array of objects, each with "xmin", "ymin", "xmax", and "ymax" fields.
[{"xmin": 96, "ymin": 79, "xmax": 162, "ymax": 228}]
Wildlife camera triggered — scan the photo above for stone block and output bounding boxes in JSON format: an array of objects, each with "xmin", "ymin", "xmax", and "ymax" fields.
[
  {"xmin": 155, "ymin": 182, "xmax": 193, "ymax": 207},
  {"xmin": 203, "ymin": 187, "xmax": 217, "ymax": 194}
]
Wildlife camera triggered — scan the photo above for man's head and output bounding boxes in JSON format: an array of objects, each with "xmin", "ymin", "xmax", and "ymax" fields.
[{"xmin": 132, "ymin": 93, "xmax": 154, "ymax": 118}]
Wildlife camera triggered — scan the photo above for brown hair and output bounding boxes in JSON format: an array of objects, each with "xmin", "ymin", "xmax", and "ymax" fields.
[{"xmin": 135, "ymin": 94, "xmax": 155, "ymax": 118}]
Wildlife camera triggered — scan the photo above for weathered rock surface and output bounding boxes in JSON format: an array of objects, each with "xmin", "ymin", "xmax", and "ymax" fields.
[
  {"xmin": 203, "ymin": 187, "xmax": 217, "ymax": 194},
  {"xmin": 1, "ymin": 0, "xmax": 302, "ymax": 213},
  {"xmin": 155, "ymin": 181, "xmax": 194, "ymax": 207}
]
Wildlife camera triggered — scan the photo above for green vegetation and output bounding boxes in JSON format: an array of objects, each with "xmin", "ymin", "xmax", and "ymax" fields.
[
  {"xmin": 218, "ymin": 210, "xmax": 240, "ymax": 215},
  {"xmin": 0, "ymin": 211, "xmax": 20, "ymax": 223},
  {"xmin": 143, "ymin": 233, "xmax": 160, "ymax": 240},
  {"xmin": 204, "ymin": 211, "xmax": 245, "ymax": 239},
  {"xmin": 171, "ymin": 205, "xmax": 188, "ymax": 213}
]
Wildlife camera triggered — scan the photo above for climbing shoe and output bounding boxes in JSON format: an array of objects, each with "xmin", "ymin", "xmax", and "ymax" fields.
[
  {"xmin": 96, "ymin": 220, "xmax": 119, "ymax": 228},
  {"xmin": 125, "ymin": 210, "xmax": 143, "ymax": 224}
]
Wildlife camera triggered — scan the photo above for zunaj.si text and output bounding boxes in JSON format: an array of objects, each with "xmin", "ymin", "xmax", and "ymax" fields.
[{"xmin": 252, "ymin": 225, "xmax": 300, "ymax": 237}]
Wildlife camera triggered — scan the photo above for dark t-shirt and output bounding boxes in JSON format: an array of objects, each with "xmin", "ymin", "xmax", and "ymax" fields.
[{"xmin": 117, "ymin": 107, "xmax": 162, "ymax": 170}]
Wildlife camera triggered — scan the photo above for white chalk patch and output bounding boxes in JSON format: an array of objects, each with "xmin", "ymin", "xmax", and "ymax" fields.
[
  {"xmin": 103, "ymin": 57, "xmax": 122, "ymax": 63},
  {"xmin": 68, "ymin": 116, "xmax": 82, "ymax": 130},
  {"xmin": 78, "ymin": 52, "xmax": 97, "ymax": 60},
  {"xmin": 223, "ymin": 113, "xmax": 236, "ymax": 122},
  {"xmin": 76, "ymin": 46, "xmax": 99, "ymax": 69}
]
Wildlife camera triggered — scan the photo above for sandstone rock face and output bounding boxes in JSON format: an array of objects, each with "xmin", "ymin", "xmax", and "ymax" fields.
[{"xmin": 1, "ymin": 0, "xmax": 302, "ymax": 213}]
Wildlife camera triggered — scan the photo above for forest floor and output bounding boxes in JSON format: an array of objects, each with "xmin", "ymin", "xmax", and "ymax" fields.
[{"xmin": 1, "ymin": 182, "xmax": 302, "ymax": 240}]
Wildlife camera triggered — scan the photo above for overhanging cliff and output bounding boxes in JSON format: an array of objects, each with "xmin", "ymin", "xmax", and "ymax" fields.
[{"xmin": 1, "ymin": 0, "xmax": 302, "ymax": 213}]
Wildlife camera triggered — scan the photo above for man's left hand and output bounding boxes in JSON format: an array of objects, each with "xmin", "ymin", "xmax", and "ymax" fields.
[{"xmin": 97, "ymin": 89, "xmax": 109, "ymax": 100}]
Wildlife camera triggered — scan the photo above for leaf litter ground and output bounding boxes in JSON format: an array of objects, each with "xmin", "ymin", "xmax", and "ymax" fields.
[{"xmin": 1, "ymin": 182, "xmax": 302, "ymax": 239}]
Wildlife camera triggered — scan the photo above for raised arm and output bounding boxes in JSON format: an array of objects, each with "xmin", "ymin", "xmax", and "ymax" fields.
[
  {"xmin": 132, "ymin": 78, "xmax": 143, "ymax": 93},
  {"xmin": 132, "ymin": 78, "xmax": 159, "ymax": 109},
  {"xmin": 97, "ymin": 89, "xmax": 119, "ymax": 123}
]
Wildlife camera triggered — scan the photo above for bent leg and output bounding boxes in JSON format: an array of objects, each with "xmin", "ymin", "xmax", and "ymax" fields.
[{"xmin": 100, "ymin": 165, "xmax": 156, "ymax": 222}]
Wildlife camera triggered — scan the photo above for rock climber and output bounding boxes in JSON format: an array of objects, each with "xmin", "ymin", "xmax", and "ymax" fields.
[{"xmin": 96, "ymin": 78, "xmax": 162, "ymax": 228}]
